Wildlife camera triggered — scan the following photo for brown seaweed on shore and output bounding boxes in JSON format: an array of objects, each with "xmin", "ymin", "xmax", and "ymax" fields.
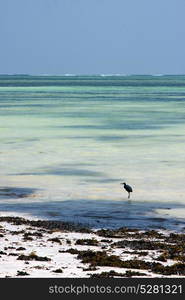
[
  {"xmin": 59, "ymin": 248, "xmax": 80, "ymax": 254},
  {"xmin": 1, "ymin": 215, "xmax": 185, "ymax": 277},
  {"xmin": 0, "ymin": 216, "xmax": 92, "ymax": 233},
  {"xmin": 97, "ymin": 228, "xmax": 165, "ymax": 239},
  {"xmin": 76, "ymin": 250, "xmax": 185, "ymax": 276},
  {"xmin": 90, "ymin": 270, "xmax": 147, "ymax": 278},
  {"xmin": 100, "ymin": 239, "xmax": 113, "ymax": 243},
  {"xmin": 151, "ymin": 262, "xmax": 185, "ymax": 275},
  {"xmin": 17, "ymin": 271, "xmax": 30, "ymax": 276},
  {"xmin": 48, "ymin": 237, "xmax": 62, "ymax": 244},
  {"xmin": 83, "ymin": 266, "xmax": 98, "ymax": 271},
  {"xmin": 52, "ymin": 269, "xmax": 63, "ymax": 273},
  {"xmin": 77, "ymin": 250, "xmax": 155, "ymax": 269},
  {"xmin": 96, "ymin": 228, "xmax": 139, "ymax": 238},
  {"xmin": 75, "ymin": 238, "xmax": 99, "ymax": 246},
  {"xmin": 17, "ymin": 252, "xmax": 51, "ymax": 262},
  {"xmin": 123, "ymin": 250, "xmax": 149, "ymax": 256},
  {"xmin": 10, "ymin": 230, "xmax": 25, "ymax": 235},
  {"xmin": 165, "ymin": 233, "xmax": 185, "ymax": 243},
  {"xmin": 0, "ymin": 251, "xmax": 7, "ymax": 255},
  {"xmin": 112, "ymin": 240, "xmax": 167, "ymax": 250},
  {"xmin": 16, "ymin": 247, "xmax": 26, "ymax": 251},
  {"xmin": 155, "ymin": 244, "xmax": 185, "ymax": 262}
]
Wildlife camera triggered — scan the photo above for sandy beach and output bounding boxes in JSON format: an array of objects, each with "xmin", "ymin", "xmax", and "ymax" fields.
[{"xmin": 0, "ymin": 216, "xmax": 185, "ymax": 278}]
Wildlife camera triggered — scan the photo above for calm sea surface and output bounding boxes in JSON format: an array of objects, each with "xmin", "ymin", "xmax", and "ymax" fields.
[{"xmin": 0, "ymin": 75, "xmax": 185, "ymax": 230}]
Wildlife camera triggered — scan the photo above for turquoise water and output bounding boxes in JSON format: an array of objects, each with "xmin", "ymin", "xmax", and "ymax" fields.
[{"xmin": 0, "ymin": 75, "xmax": 185, "ymax": 230}]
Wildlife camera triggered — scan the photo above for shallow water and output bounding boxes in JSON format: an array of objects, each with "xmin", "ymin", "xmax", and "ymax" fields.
[{"xmin": 0, "ymin": 75, "xmax": 185, "ymax": 230}]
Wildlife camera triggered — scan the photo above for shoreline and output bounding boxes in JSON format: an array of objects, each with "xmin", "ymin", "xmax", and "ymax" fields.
[{"xmin": 0, "ymin": 216, "xmax": 185, "ymax": 278}]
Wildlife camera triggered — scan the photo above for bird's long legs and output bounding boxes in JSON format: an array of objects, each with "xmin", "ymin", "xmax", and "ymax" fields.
[{"xmin": 128, "ymin": 192, "xmax": 130, "ymax": 199}]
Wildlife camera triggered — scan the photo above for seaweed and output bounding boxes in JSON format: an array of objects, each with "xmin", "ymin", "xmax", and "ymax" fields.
[
  {"xmin": 17, "ymin": 271, "xmax": 29, "ymax": 276},
  {"xmin": 77, "ymin": 250, "xmax": 155, "ymax": 269},
  {"xmin": 48, "ymin": 237, "xmax": 62, "ymax": 244},
  {"xmin": 75, "ymin": 239, "xmax": 99, "ymax": 246},
  {"xmin": 83, "ymin": 266, "xmax": 98, "ymax": 271},
  {"xmin": 77, "ymin": 250, "xmax": 124, "ymax": 267},
  {"xmin": 151, "ymin": 262, "xmax": 185, "ymax": 275},
  {"xmin": 155, "ymin": 244, "xmax": 185, "ymax": 262},
  {"xmin": 165, "ymin": 233, "xmax": 185, "ymax": 244},
  {"xmin": 90, "ymin": 270, "xmax": 147, "ymax": 278},
  {"xmin": 53, "ymin": 268, "xmax": 63, "ymax": 273},
  {"xmin": 10, "ymin": 230, "xmax": 25, "ymax": 235},
  {"xmin": 124, "ymin": 270, "xmax": 147, "ymax": 277},
  {"xmin": 123, "ymin": 250, "xmax": 149, "ymax": 256},
  {"xmin": 0, "ymin": 216, "xmax": 92, "ymax": 233},
  {"xmin": 59, "ymin": 248, "xmax": 80, "ymax": 254},
  {"xmin": 17, "ymin": 252, "xmax": 51, "ymax": 261},
  {"xmin": 90, "ymin": 270, "xmax": 123, "ymax": 278},
  {"xmin": 113, "ymin": 240, "xmax": 167, "ymax": 250},
  {"xmin": 16, "ymin": 247, "xmax": 26, "ymax": 251},
  {"xmin": 100, "ymin": 239, "xmax": 113, "ymax": 243},
  {"xmin": 97, "ymin": 228, "xmax": 164, "ymax": 240}
]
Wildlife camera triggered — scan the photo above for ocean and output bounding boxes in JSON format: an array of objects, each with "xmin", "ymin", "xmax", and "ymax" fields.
[{"xmin": 0, "ymin": 75, "xmax": 185, "ymax": 230}]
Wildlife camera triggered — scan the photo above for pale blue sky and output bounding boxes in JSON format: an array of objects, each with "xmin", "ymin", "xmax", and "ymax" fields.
[{"xmin": 0, "ymin": 0, "xmax": 185, "ymax": 74}]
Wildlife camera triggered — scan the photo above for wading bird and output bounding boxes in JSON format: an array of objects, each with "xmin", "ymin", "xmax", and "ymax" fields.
[{"xmin": 121, "ymin": 182, "xmax": 133, "ymax": 199}]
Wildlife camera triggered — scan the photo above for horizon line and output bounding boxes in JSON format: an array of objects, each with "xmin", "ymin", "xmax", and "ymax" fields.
[{"xmin": 0, "ymin": 73, "xmax": 185, "ymax": 77}]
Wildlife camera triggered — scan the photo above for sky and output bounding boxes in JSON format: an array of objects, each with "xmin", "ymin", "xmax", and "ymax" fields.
[{"xmin": 0, "ymin": 0, "xmax": 185, "ymax": 75}]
